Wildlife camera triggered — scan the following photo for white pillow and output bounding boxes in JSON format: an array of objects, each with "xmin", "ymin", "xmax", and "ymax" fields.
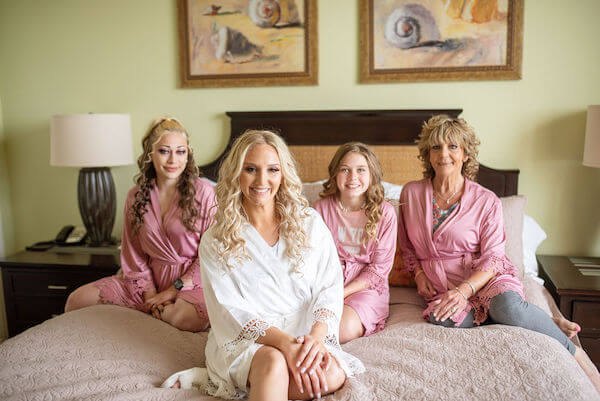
[
  {"xmin": 202, "ymin": 177, "xmax": 217, "ymax": 186},
  {"xmin": 523, "ymin": 214, "xmax": 547, "ymax": 284},
  {"xmin": 301, "ymin": 181, "xmax": 404, "ymax": 207}
]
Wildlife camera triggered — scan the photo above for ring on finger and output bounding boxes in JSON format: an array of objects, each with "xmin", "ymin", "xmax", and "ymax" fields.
[{"xmin": 451, "ymin": 306, "xmax": 457, "ymax": 313}]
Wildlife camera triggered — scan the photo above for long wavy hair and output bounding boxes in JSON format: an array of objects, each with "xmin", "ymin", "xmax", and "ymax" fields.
[
  {"xmin": 417, "ymin": 115, "xmax": 480, "ymax": 180},
  {"xmin": 130, "ymin": 117, "xmax": 200, "ymax": 233},
  {"xmin": 320, "ymin": 142, "xmax": 385, "ymax": 244},
  {"xmin": 213, "ymin": 130, "xmax": 310, "ymax": 272}
]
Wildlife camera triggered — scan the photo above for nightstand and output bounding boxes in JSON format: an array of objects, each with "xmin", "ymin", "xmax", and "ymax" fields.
[
  {"xmin": 537, "ymin": 255, "xmax": 600, "ymax": 369},
  {"xmin": 1, "ymin": 250, "xmax": 120, "ymax": 337}
]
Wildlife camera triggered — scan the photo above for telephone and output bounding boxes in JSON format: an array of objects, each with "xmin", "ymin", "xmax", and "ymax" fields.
[
  {"xmin": 55, "ymin": 225, "xmax": 87, "ymax": 245},
  {"xmin": 26, "ymin": 225, "xmax": 88, "ymax": 251}
]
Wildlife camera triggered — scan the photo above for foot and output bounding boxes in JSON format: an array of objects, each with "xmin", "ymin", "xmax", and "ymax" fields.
[
  {"xmin": 553, "ymin": 317, "xmax": 580, "ymax": 339},
  {"xmin": 574, "ymin": 346, "xmax": 600, "ymax": 394},
  {"xmin": 161, "ymin": 367, "xmax": 208, "ymax": 390}
]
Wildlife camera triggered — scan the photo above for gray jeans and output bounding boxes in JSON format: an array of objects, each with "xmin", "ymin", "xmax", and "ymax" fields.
[{"xmin": 429, "ymin": 290, "xmax": 576, "ymax": 355}]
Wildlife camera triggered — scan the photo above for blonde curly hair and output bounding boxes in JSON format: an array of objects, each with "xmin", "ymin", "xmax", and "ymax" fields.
[
  {"xmin": 320, "ymin": 142, "xmax": 385, "ymax": 244},
  {"xmin": 417, "ymin": 115, "xmax": 480, "ymax": 180},
  {"xmin": 131, "ymin": 116, "xmax": 200, "ymax": 233},
  {"xmin": 213, "ymin": 130, "xmax": 310, "ymax": 272}
]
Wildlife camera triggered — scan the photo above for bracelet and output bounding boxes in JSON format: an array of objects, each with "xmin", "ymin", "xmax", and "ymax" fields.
[
  {"xmin": 463, "ymin": 280, "xmax": 476, "ymax": 296},
  {"xmin": 454, "ymin": 287, "xmax": 468, "ymax": 301},
  {"xmin": 414, "ymin": 269, "xmax": 424, "ymax": 279}
]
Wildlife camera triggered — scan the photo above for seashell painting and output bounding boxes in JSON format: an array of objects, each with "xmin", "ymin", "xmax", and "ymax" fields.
[
  {"xmin": 360, "ymin": 0, "xmax": 523, "ymax": 82},
  {"xmin": 211, "ymin": 26, "xmax": 263, "ymax": 63},
  {"xmin": 178, "ymin": 0, "xmax": 317, "ymax": 87},
  {"xmin": 248, "ymin": 0, "xmax": 301, "ymax": 28}
]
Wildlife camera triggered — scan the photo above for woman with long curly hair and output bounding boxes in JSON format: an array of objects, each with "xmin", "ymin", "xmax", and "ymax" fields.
[
  {"xmin": 162, "ymin": 130, "xmax": 364, "ymax": 400},
  {"xmin": 397, "ymin": 115, "xmax": 600, "ymax": 391},
  {"xmin": 65, "ymin": 117, "xmax": 215, "ymax": 332},
  {"xmin": 314, "ymin": 143, "xmax": 397, "ymax": 343}
]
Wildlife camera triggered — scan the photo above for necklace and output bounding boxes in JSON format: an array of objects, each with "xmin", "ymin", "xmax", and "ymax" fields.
[
  {"xmin": 338, "ymin": 199, "xmax": 366, "ymax": 212},
  {"xmin": 434, "ymin": 182, "xmax": 463, "ymax": 205}
]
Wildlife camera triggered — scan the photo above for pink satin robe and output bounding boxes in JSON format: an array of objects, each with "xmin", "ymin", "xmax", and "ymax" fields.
[
  {"xmin": 314, "ymin": 196, "xmax": 397, "ymax": 335},
  {"xmin": 94, "ymin": 178, "xmax": 216, "ymax": 320},
  {"xmin": 397, "ymin": 178, "xmax": 524, "ymax": 326}
]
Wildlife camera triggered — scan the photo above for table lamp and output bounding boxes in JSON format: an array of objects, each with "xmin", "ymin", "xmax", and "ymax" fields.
[
  {"xmin": 50, "ymin": 113, "xmax": 133, "ymax": 246},
  {"xmin": 583, "ymin": 105, "xmax": 600, "ymax": 168}
]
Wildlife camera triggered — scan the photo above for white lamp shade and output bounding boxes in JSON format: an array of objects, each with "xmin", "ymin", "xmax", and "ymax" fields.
[
  {"xmin": 583, "ymin": 105, "xmax": 600, "ymax": 168},
  {"xmin": 51, "ymin": 114, "xmax": 134, "ymax": 167}
]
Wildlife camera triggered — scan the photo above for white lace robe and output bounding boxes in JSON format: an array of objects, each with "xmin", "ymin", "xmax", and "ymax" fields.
[{"xmin": 200, "ymin": 210, "xmax": 365, "ymax": 399}]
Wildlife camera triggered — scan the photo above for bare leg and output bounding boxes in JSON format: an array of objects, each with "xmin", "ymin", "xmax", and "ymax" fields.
[
  {"xmin": 339, "ymin": 305, "xmax": 365, "ymax": 344},
  {"xmin": 574, "ymin": 346, "xmax": 600, "ymax": 394},
  {"xmin": 248, "ymin": 346, "xmax": 289, "ymax": 401},
  {"xmin": 64, "ymin": 282, "xmax": 101, "ymax": 312},
  {"xmin": 552, "ymin": 316, "xmax": 580, "ymax": 339},
  {"xmin": 160, "ymin": 298, "xmax": 209, "ymax": 332},
  {"xmin": 287, "ymin": 353, "xmax": 346, "ymax": 400},
  {"xmin": 247, "ymin": 345, "xmax": 346, "ymax": 401}
]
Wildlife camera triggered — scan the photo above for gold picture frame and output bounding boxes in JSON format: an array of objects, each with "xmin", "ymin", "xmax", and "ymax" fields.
[
  {"xmin": 359, "ymin": 0, "xmax": 523, "ymax": 83},
  {"xmin": 178, "ymin": 0, "xmax": 318, "ymax": 88}
]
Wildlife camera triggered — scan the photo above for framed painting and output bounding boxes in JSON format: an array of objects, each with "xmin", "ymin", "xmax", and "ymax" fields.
[
  {"xmin": 359, "ymin": 0, "xmax": 523, "ymax": 83},
  {"xmin": 178, "ymin": 0, "xmax": 318, "ymax": 88}
]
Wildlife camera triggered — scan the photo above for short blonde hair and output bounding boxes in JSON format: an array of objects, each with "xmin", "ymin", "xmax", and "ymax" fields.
[
  {"xmin": 417, "ymin": 115, "xmax": 480, "ymax": 180},
  {"xmin": 320, "ymin": 142, "xmax": 385, "ymax": 243},
  {"xmin": 213, "ymin": 130, "xmax": 310, "ymax": 272}
]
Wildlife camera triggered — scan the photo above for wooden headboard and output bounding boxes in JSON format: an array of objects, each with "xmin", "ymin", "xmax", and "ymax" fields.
[{"xmin": 199, "ymin": 110, "xmax": 519, "ymax": 197}]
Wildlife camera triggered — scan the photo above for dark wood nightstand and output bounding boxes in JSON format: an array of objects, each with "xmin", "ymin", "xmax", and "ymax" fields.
[
  {"xmin": 1, "ymin": 250, "xmax": 120, "ymax": 337},
  {"xmin": 537, "ymin": 255, "xmax": 600, "ymax": 368}
]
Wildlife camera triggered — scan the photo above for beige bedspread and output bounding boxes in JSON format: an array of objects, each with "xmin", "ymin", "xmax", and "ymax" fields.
[{"xmin": 1, "ymin": 278, "xmax": 598, "ymax": 401}]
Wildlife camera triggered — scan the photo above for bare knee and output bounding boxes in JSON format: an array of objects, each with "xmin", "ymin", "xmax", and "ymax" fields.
[
  {"xmin": 324, "ymin": 360, "xmax": 346, "ymax": 394},
  {"xmin": 249, "ymin": 346, "xmax": 288, "ymax": 384},
  {"xmin": 339, "ymin": 308, "xmax": 365, "ymax": 344},
  {"xmin": 64, "ymin": 284, "xmax": 99, "ymax": 312},
  {"xmin": 162, "ymin": 303, "xmax": 209, "ymax": 332}
]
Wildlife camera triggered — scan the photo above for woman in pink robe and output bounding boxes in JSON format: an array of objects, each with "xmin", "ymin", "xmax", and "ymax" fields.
[
  {"xmin": 315, "ymin": 143, "xmax": 397, "ymax": 343},
  {"xmin": 397, "ymin": 116, "xmax": 600, "ymax": 388},
  {"xmin": 65, "ymin": 117, "xmax": 215, "ymax": 332}
]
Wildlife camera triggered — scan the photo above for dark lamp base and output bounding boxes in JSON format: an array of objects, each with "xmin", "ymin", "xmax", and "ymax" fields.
[{"xmin": 78, "ymin": 167, "xmax": 116, "ymax": 247}]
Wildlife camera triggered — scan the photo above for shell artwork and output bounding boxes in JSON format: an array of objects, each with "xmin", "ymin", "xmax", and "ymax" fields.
[
  {"xmin": 248, "ymin": 0, "xmax": 301, "ymax": 28},
  {"xmin": 384, "ymin": 4, "xmax": 441, "ymax": 49},
  {"xmin": 211, "ymin": 26, "xmax": 263, "ymax": 64}
]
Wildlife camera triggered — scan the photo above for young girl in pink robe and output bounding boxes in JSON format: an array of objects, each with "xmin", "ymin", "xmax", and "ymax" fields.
[
  {"xmin": 315, "ymin": 143, "xmax": 397, "ymax": 343},
  {"xmin": 65, "ymin": 117, "xmax": 215, "ymax": 332}
]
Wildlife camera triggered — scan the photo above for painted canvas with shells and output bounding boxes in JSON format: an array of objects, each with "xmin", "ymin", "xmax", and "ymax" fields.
[
  {"xmin": 179, "ymin": 0, "xmax": 316, "ymax": 87},
  {"xmin": 361, "ymin": 0, "xmax": 523, "ymax": 82}
]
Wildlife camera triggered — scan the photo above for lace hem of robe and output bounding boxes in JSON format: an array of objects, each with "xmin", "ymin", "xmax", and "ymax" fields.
[
  {"xmin": 223, "ymin": 318, "xmax": 271, "ymax": 355},
  {"xmin": 312, "ymin": 307, "xmax": 337, "ymax": 330},
  {"xmin": 123, "ymin": 274, "xmax": 154, "ymax": 294}
]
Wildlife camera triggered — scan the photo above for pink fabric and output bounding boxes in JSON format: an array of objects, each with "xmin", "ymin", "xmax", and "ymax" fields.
[
  {"xmin": 314, "ymin": 196, "xmax": 397, "ymax": 336},
  {"xmin": 397, "ymin": 178, "xmax": 524, "ymax": 326},
  {"xmin": 94, "ymin": 178, "xmax": 216, "ymax": 320}
]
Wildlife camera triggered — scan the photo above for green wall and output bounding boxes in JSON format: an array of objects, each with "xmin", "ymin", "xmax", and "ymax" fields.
[
  {"xmin": 0, "ymin": 0, "xmax": 600, "ymax": 259},
  {"xmin": 0, "ymin": 94, "xmax": 11, "ymax": 339}
]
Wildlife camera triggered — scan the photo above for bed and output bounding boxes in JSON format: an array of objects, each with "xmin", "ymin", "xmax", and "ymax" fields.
[{"xmin": 1, "ymin": 110, "xmax": 598, "ymax": 400}]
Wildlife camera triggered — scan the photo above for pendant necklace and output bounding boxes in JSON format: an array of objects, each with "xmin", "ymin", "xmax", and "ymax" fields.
[
  {"xmin": 338, "ymin": 199, "xmax": 366, "ymax": 213},
  {"xmin": 434, "ymin": 182, "xmax": 463, "ymax": 205}
]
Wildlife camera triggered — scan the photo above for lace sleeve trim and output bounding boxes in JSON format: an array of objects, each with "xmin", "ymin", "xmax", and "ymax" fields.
[
  {"xmin": 473, "ymin": 254, "xmax": 517, "ymax": 276},
  {"xmin": 361, "ymin": 268, "xmax": 387, "ymax": 295},
  {"xmin": 223, "ymin": 318, "xmax": 271, "ymax": 354},
  {"xmin": 312, "ymin": 307, "xmax": 337, "ymax": 326}
]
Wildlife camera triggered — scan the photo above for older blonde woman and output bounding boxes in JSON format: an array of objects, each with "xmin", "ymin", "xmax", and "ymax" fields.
[
  {"xmin": 397, "ymin": 115, "xmax": 600, "ymax": 391},
  {"xmin": 163, "ymin": 130, "xmax": 364, "ymax": 400}
]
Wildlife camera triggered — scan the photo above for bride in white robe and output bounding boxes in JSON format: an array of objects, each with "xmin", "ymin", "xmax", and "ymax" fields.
[{"xmin": 163, "ymin": 130, "xmax": 364, "ymax": 400}]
